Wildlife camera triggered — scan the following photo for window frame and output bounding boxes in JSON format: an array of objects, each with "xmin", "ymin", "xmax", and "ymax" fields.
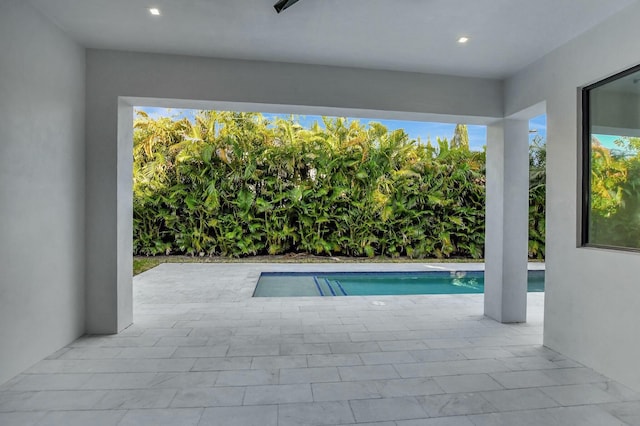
[{"xmin": 581, "ymin": 63, "xmax": 640, "ymax": 252}]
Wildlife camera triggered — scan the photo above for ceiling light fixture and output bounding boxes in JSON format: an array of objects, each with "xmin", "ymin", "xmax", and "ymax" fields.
[
  {"xmin": 149, "ymin": 8, "xmax": 161, "ymax": 16},
  {"xmin": 274, "ymin": 0, "xmax": 300, "ymax": 13},
  {"xmin": 458, "ymin": 37, "xmax": 469, "ymax": 44}
]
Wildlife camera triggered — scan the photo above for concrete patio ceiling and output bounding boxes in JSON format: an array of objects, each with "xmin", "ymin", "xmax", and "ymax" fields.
[{"xmin": 29, "ymin": 0, "xmax": 636, "ymax": 79}]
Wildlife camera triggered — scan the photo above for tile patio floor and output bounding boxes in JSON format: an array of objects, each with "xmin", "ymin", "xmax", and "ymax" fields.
[{"xmin": 1, "ymin": 263, "xmax": 639, "ymax": 425}]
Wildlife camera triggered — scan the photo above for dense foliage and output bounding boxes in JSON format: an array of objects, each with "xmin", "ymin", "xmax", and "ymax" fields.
[
  {"xmin": 589, "ymin": 136, "xmax": 640, "ymax": 248},
  {"xmin": 133, "ymin": 111, "xmax": 545, "ymax": 259},
  {"xmin": 528, "ymin": 135, "xmax": 546, "ymax": 259}
]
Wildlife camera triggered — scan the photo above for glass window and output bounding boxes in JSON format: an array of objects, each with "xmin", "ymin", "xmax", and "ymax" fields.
[{"xmin": 582, "ymin": 64, "xmax": 640, "ymax": 250}]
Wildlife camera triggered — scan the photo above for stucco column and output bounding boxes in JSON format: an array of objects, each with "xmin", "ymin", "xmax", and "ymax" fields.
[
  {"xmin": 84, "ymin": 93, "xmax": 134, "ymax": 334},
  {"xmin": 484, "ymin": 119, "xmax": 529, "ymax": 323}
]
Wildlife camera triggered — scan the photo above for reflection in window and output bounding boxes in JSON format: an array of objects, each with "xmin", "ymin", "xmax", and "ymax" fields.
[{"xmin": 583, "ymin": 65, "xmax": 640, "ymax": 250}]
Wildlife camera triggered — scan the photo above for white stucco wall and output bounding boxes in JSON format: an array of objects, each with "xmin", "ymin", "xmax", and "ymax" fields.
[
  {"xmin": 85, "ymin": 49, "xmax": 504, "ymax": 334},
  {"xmin": 506, "ymin": 3, "xmax": 640, "ymax": 391},
  {"xmin": 0, "ymin": 1, "xmax": 86, "ymax": 385}
]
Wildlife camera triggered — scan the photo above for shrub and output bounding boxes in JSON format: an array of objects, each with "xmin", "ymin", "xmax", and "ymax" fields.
[{"xmin": 133, "ymin": 111, "xmax": 544, "ymax": 259}]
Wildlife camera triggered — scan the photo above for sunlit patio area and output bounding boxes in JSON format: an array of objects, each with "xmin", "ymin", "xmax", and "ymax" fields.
[{"xmin": 1, "ymin": 263, "xmax": 639, "ymax": 425}]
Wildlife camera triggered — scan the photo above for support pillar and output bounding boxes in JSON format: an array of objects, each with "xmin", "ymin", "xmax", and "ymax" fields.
[
  {"xmin": 85, "ymin": 95, "xmax": 133, "ymax": 334},
  {"xmin": 484, "ymin": 119, "xmax": 530, "ymax": 323}
]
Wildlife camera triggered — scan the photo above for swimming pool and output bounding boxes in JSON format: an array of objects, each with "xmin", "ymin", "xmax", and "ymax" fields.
[{"xmin": 253, "ymin": 270, "xmax": 545, "ymax": 297}]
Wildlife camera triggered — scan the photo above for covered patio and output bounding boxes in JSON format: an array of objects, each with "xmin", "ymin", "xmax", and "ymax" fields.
[
  {"xmin": 1, "ymin": 263, "xmax": 638, "ymax": 425},
  {"xmin": 3, "ymin": 0, "xmax": 640, "ymax": 424}
]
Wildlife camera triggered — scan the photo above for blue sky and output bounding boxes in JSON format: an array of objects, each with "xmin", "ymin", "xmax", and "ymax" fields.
[
  {"xmin": 529, "ymin": 114, "xmax": 547, "ymax": 142},
  {"xmin": 136, "ymin": 107, "xmax": 547, "ymax": 151},
  {"xmin": 593, "ymin": 134, "xmax": 629, "ymax": 151}
]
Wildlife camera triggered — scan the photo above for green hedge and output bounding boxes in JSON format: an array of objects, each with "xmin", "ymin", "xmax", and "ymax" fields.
[{"xmin": 133, "ymin": 111, "xmax": 545, "ymax": 259}]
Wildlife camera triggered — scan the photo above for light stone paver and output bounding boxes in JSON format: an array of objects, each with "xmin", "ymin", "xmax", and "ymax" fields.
[
  {"xmin": 150, "ymin": 371, "xmax": 219, "ymax": 389},
  {"xmin": 3, "ymin": 373, "xmax": 93, "ymax": 391},
  {"xmin": 215, "ymin": 369, "xmax": 278, "ymax": 386},
  {"xmin": 116, "ymin": 347, "xmax": 178, "ymax": 359},
  {"xmin": 397, "ymin": 417, "xmax": 476, "ymax": 426},
  {"xmin": 433, "ymin": 373, "xmax": 504, "ymax": 393},
  {"xmin": 279, "ymin": 343, "xmax": 331, "ymax": 355},
  {"xmin": 0, "ymin": 263, "xmax": 638, "ymax": 425},
  {"xmin": 419, "ymin": 392, "xmax": 498, "ymax": 417},
  {"xmin": 57, "ymin": 347, "xmax": 123, "ymax": 360},
  {"xmin": 596, "ymin": 381, "xmax": 640, "ymax": 402},
  {"xmin": 306, "ymin": 354, "xmax": 362, "ymax": 367},
  {"xmin": 227, "ymin": 344, "xmax": 280, "ymax": 357},
  {"xmin": 199, "ymin": 405, "xmax": 277, "ymax": 426},
  {"xmin": 14, "ymin": 390, "xmax": 108, "ymax": 411},
  {"xmin": 543, "ymin": 366, "xmax": 608, "ymax": 385},
  {"xmin": 192, "ymin": 356, "xmax": 252, "ymax": 371},
  {"xmin": 36, "ymin": 410, "xmax": 126, "ymax": 426},
  {"xmin": 0, "ymin": 412, "xmax": 46, "ymax": 425},
  {"xmin": 359, "ymin": 350, "xmax": 416, "ymax": 365},
  {"xmin": 277, "ymin": 401, "xmax": 355, "ymax": 426},
  {"xmin": 279, "ymin": 366, "xmax": 341, "ymax": 384},
  {"xmin": 141, "ymin": 327, "xmax": 192, "ymax": 337},
  {"xmin": 350, "ymin": 396, "xmax": 429, "ymax": 422},
  {"xmin": 479, "ymin": 388, "xmax": 559, "ymax": 411},
  {"xmin": 489, "ymin": 369, "xmax": 559, "ymax": 389},
  {"xmin": 409, "ymin": 348, "xmax": 466, "ymax": 362},
  {"xmin": 171, "ymin": 345, "xmax": 229, "ymax": 358},
  {"xmin": 170, "ymin": 386, "xmax": 245, "ymax": 408},
  {"xmin": 395, "ymin": 358, "xmax": 509, "ymax": 378},
  {"xmin": 376, "ymin": 377, "xmax": 445, "ymax": 398},
  {"xmin": 93, "ymin": 389, "xmax": 177, "ymax": 409},
  {"xmin": 377, "ymin": 339, "xmax": 428, "ymax": 351},
  {"xmin": 337, "ymin": 364, "xmax": 400, "ymax": 381},
  {"xmin": 460, "ymin": 347, "xmax": 515, "ymax": 359},
  {"xmin": 540, "ymin": 383, "xmax": 620, "ymax": 406},
  {"xmin": 330, "ymin": 341, "xmax": 382, "ymax": 354},
  {"xmin": 601, "ymin": 401, "xmax": 640, "ymax": 425},
  {"xmin": 500, "ymin": 355, "xmax": 560, "ymax": 371},
  {"xmin": 311, "ymin": 380, "xmax": 382, "ymax": 401},
  {"xmin": 81, "ymin": 373, "xmax": 159, "ymax": 390},
  {"xmin": 340, "ymin": 423, "xmax": 396, "ymax": 426},
  {"xmin": 250, "ymin": 355, "xmax": 308, "ymax": 370},
  {"xmin": 468, "ymin": 405, "xmax": 626, "ymax": 426},
  {"xmin": 118, "ymin": 408, "xmax": 203, "ymax": 426},
  {"xmin": 242, "ymin": 384, "xmax": 313, "ymax": 405}
]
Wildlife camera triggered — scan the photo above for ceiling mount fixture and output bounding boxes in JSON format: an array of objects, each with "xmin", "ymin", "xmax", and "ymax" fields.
[
  {"xmin": 274, "ymin": 0, "xmax": 300, "ymax": 13},
  {"xmin": 149, "ymin": 7, "xmax": 161, "ymax": 16}
]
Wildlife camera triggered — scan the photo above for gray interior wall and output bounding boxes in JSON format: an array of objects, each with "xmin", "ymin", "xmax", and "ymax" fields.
[
  {"xmin": 0, "ymin": 0, "xmax": 86, "ymax": 385},
  {"xmin": 506, "ymin": 2, "xmax": 640, "ymax": 391},
  {"xmin": 591, "ymin": 90, "xmax": 640, "ymax": 133},
  {"xmin": 85, "ymin": 49, "xmax": 504, "ymax": 334}
]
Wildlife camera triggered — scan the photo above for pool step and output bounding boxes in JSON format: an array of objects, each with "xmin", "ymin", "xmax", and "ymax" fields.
[
  {"xmin": 312, "ymin": 277, "xmax": 348, "ymax": 296},
  {"xmin": 335, "ymin": 280, "xmax": 348, "ymax": 296},
  {"xmin": 312, "ymin": 276, "xmax": 325, "ymax": 296},
  {"xmin": 323, "ymin": 278, "xmax": 337, "ymax": 296}
]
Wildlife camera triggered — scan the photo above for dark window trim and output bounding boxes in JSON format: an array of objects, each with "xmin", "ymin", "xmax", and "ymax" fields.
[
  {"xmin": 581, "ymin": 63, "xmax": 640, "ymax": 251},
  {"xmin": 581, "ymin": 84, "xmax": 591, "ymax": 246}
]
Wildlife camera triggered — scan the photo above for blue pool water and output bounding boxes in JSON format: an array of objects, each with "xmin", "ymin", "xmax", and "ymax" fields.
[{"xmin": 253, "ymin": 270, "xmax": 545, "ymax": 297}]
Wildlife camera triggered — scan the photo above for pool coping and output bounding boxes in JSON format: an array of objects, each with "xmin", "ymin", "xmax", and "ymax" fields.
[{"xmin": 246, "ymin": 262, "xmax": 545, "ymax": 281}]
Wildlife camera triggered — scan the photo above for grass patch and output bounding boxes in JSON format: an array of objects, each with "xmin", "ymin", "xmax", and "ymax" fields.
[{"xmin": 133, "ymin": 258, "xmax": 162, "ymax": 275}]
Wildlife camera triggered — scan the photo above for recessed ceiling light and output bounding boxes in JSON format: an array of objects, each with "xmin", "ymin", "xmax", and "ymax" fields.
[
  {"xmin": 149, "ymin": 8, "xmax": 161, "ymax": 16},
  {"xmin": 458, "ymin": 37, "xmax": 469, "ymax": 44}
]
